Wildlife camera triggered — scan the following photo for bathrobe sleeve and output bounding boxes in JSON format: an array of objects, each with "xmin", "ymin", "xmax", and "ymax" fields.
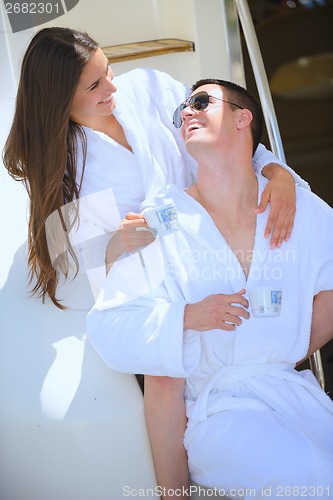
[
  {"xmin": 253, "ymin": 143, "xmax": 310, "ymax": 189},
  {"xmin": 298, "ymin": 188, "xmax": 333, "ymax": 294},
  {"xmin": 86, "ymin": 240, "xmax": 201, "ymax": 377},
  {"xmin": 67, "ymin": 188, "xmax": 122, "ymax": 299}
]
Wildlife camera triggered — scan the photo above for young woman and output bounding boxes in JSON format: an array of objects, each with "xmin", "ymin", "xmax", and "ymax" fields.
[{"xmin": 3, "ymin": 27, "xmax": 308, "ymax": 499}]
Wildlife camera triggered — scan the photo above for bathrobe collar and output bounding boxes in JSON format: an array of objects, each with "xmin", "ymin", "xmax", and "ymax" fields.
[{"xmin": 167, "ymin": 174, "xmax": 271, "ymax": 292}]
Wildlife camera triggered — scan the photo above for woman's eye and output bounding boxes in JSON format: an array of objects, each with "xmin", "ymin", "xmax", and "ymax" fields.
[{"xmin": 89, "ymin": 82, "xmax": 99, "ymax": 91}]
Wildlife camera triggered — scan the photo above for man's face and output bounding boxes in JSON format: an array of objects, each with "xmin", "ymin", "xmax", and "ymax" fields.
[{"xmin": 179, "ymin": 84, "xmax": 238, "ymax": 155}]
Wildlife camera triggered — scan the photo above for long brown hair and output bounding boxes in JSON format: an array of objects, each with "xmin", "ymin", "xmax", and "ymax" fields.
[{"xmin": 3, "ymin": 27, "xmax": 99, "ymax": 308}]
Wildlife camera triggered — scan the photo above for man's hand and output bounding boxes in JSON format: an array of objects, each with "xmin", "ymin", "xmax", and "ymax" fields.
[
  {"xmin": 258, "ymin": 164, "xmax": 296, "ymax": 249},
  {"xmin": 184, "ymin": 289, "xmax": 250, "ymax": 332}
]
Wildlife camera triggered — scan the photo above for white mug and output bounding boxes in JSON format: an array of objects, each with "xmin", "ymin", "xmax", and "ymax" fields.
[
  {"xmin": 143, "ymin": 203, "xmax": 179, "ymax": 236},
  {"xmin": 248, "ymin": 286, "xmax": 282, "ymax": 318}
]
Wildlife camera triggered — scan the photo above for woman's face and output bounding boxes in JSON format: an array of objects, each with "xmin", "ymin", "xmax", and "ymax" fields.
[{"xmin": 69, "ymin": 48, "xmax": 117, "ymax": 125}]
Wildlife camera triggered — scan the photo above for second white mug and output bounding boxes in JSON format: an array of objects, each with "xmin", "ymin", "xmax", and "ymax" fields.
[{"xmin": 248, "ymin": 287, "xmax": 282, "ymax": 318}]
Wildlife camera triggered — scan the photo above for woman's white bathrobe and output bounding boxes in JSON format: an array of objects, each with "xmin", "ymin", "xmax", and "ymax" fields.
[
  {"xmin": 87, "ymin": 175, "xmax": 333, "ymax": 498},
  {"xmin": 68, "ymin": 68, "xmax": 309, "ymax": 296}
]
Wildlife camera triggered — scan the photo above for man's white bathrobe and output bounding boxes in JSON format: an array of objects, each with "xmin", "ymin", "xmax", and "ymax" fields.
[
  {"xmin": 87, "ymin": 174, "xmax": 333, "ymax": 497},
  {"xmin": 67, "ymin": 68, "xmax": 309, "ymax": 297}
]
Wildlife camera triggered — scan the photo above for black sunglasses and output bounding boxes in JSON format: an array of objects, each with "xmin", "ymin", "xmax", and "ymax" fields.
[{"xmin": 172, "ymin": 91, "xmax": 243, "ymax": 128}]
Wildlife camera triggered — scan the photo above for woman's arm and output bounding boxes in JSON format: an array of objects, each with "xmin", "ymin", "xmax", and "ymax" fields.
[{"xmin": 253, "ymin": 143, "xmax": 310, "ymax": 249}]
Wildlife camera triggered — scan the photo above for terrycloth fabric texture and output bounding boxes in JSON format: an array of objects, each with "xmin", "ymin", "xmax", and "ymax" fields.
[{"xmin": 87, "ymin": 174, "xmax": 333, "ymax": 496}]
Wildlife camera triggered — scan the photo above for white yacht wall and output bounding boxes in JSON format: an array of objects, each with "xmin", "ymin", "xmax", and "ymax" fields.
[{"xmin": 35, "ymin": 0, "xmax": 233, "ymax": 86}]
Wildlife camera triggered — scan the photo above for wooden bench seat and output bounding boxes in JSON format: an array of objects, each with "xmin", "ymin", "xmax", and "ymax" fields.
[{"xmin": 102, "ymin": 38, "xmax": 195, "ymax": 63}]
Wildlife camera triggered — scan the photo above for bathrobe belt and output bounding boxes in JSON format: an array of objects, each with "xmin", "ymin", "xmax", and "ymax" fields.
[{"xmin": 186, "ymin": 362, "xmax": 333, "ymax": 422}]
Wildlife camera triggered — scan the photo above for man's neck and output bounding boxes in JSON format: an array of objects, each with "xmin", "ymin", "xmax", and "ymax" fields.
[
  {"xmin": 187, "ymin": 156, "xmax": 258, "ymax": 215},
  {"xmin": 185, "ymin": 158, "xmax": 259, "ymax": 279}
]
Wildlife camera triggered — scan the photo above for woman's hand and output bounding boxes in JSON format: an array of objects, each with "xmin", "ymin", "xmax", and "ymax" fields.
[
  {"xmin": 184, "ymin": 289, "xmax": 250, "ymax": 332},
  {"xmin": 257, "ymin": 164, "xmax": 296, "ymax": 249},
  {"xmin": 105, "ymin": 212, "xmax": 155, "ymax": 272}
]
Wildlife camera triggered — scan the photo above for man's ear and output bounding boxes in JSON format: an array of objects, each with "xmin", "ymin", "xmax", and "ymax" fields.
[{"xmin": 237, "ymin": 108, "xmax": 253, "ymax": 129}]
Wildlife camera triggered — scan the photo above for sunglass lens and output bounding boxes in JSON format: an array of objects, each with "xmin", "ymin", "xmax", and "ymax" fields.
[
  {"xmin": 172, "ymin": 92, "xmax": 209, "ymax": 128},
  {"xmin": 190, "ymin": 92, "xmax": 209, "ymax": 111},
  {"xmin": 173, "ymin": 104, "xmax": 185, "ymax": 128}
]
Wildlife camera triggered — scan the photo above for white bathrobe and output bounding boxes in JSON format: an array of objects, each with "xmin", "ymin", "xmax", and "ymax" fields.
[
  {"xmin": 67, "ymin": 68, "xmax": 309, "ymax": 297},
  {"xmin": 87, "ymin": 174, "xmax": 333, "ymax": 498}
]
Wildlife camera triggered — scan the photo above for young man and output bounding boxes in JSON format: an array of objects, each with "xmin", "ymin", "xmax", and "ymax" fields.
[{"xmin": 87, "ymin": 79, "xmax": 333, "ymax": 498}]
